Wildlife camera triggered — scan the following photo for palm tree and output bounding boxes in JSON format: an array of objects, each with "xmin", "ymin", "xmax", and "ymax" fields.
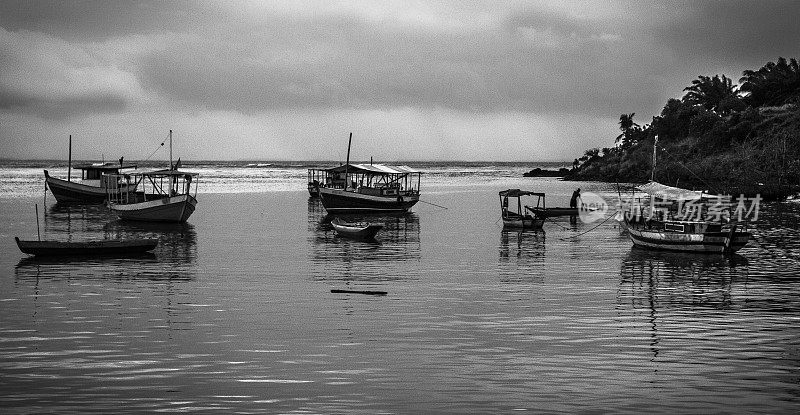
[
  {"xmin": 682, "ymin": 74, "xmax": 740, "ymax": 114},
  {"xmin": 616, "ymin": 113, "xmax": 640, "ymax": 148},
  {"xmin": 739, "ymin": 57, "xmax": 800, "ymax": 107}
]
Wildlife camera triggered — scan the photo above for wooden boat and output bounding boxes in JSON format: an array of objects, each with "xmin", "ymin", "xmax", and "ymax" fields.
[
  {"xmin": 317, "ymin": 134, "xmax": 421, "ymax": 213},
  {"xmin": 331, "ymin": 217, "xmax": 383, "ymax": 239},
  {"xmin": 528, "ymin": 206, "xmax": 579, "ymax": 218},
  {"xmin": 499, "ymin": 189, "xmax": 546, "ymax": 230},
  {"xmin": 623, "ymin": 181, "xmax": 751, "ymax": 253},
  {"xmin": 106, "ymin": 130, "xmax": 198, "ymax": 223},
  {"xmin": 44, "ymin": 135, "xmax": 137, "ymax": 203},
  {"xmin": 15, "ymin": 236, "xmax": 158, "ymax": 256}
]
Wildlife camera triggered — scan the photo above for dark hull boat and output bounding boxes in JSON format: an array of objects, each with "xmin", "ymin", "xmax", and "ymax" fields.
[
  {"xmin": 529, "ymin": 207, "xmax": 579, "ymax": 218},
  {"xmin": 627, "ymin": 226, "xmax": 750, "ymax": 253},
  {"xmin": 315, "ymin": 133, "xmax": 422, "ymax": 213},
  {"xmin": 319, "ymin": 187, "xmax": 419, "ymax": 213},
  {"xmin": 15, "ymin": 236, "xmax": 158, "ymax": 256},
  {"xmin": 44, "ymin": 135, "xmax": 137, "ymax": 204},
  {"xmin": 45, "ymin": 169, "xmax": 138, "ymax": 204}
]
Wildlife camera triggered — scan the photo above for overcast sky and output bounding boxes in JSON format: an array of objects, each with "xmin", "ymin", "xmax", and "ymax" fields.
[{"xmin": 1, "ymin": 0, "xmax": 798, "ymax": 162}]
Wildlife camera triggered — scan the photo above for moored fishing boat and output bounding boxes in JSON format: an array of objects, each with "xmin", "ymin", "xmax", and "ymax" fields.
[
  {"xmin": 44, "ymin": 135, "xmax": 137, "ymax": 203},
  {"xmin": 499, "ymin": 189, "xmax": 546, "ymax": 230},
  {"xmin": 15, "ymin": 236, "xmax": 158, "ymax": 256},
  {"xmin": 330, "ymin": 217, "xmax": 383, "ymax": 239},
  {"xmin": 622, "ymin": 181, "xmax": 751, "ymax": 253},
  {"xmin": 106, "ymin": 130, "xmax": 198, "ymax": 223},
  {"xmin": 317, "ymin": 133, "xmax": 421, "ymax": 213}
]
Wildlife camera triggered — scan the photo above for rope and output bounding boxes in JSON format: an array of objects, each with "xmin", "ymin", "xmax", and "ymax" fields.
[
  {"xmin": 142, "ymin": 131, "xmax": 171, "ymax": 163},
  {"xmin": 418, "ymin": 199, "xmax": 448, "ymax": 210},
  {"xmin": 558, "ymin": 211, "xmax": 618, "ymax": 240},
  {"xmin": 659, "ymin": 147, "xmax": 721, "ymax": 194}
]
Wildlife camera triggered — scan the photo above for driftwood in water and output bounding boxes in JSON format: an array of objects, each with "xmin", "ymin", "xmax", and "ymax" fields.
[{"xmin": 331, "ymin": 289, "xmax": 387, "ymax": 296}]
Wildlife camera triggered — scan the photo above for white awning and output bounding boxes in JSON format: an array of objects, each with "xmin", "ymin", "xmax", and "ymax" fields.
[{"xmin": 636, "ymin": 181, "xmax": 706, "ymax": 200}]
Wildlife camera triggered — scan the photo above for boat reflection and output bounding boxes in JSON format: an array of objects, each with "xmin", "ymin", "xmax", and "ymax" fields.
[
  {"xmin": 498, "ymin": 229, "xmax": 546, "ymax": 283},
  {"xmin": 308, "ymin": 208, "xmax": 421, "ymax": 282},
  {"xmin": 620, "ymin": 247, "xmax": 747, "ymax": 308},
  {"xmin": 14, "ymin": 252, "xmax": 193, "ymax": 282},
  {"xmin": 618, "ymin": 248, "xmax": 752, "ymax": 359},
  {"xmin": 102, "ymin": 220, "xmax": 198, "ymax": 265}
]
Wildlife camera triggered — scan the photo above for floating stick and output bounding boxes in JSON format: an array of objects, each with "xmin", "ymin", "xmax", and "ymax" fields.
[{"xmin": 331, "ymin": 289, "xmax": 387, "ymax": 296}]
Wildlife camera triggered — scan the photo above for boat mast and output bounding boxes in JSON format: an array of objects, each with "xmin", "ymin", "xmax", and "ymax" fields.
[
  {"xmin": 344, "ymin": 132, "xmax": 352, "ymax": 190},
  {"xmin": 169, "ymin": 130, "xmax": 173, "ymax": 171},
  {"xmin": 67, "ymin": 135, "xmax": 72, "ymax": 182},
  {"xmin": 168, "ymin": 129, "xmax": 173, "ymax": 195},
  {"xmin": 651, "ymin": 135, "xmax": 658, "ymax": 182}
]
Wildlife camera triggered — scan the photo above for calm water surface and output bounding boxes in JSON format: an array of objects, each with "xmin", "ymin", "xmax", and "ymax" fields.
[{"xmin": 1, "ymin": 162, "xmax": 799, "ymax": 413}]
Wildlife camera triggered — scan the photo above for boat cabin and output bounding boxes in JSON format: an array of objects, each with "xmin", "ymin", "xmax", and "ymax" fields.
[
  {"xmin": 71, "ymin": 162, "xmax": 137, "ymax": 186},
  {"xmin": 499, "ymin": 189, "xmax": 546, "ymax": 229},
  {"xmin": 323, "ymin": 163, "xmax": 421, "ymax": 197},
  {"xmin": 106, "ymin": 169, "xmax": 198, "ymax": 204}
]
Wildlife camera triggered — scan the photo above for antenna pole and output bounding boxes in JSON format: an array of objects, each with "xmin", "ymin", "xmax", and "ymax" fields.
[
  {"xmin": 169, "ymin": 130, "xmax": 173, "ymax": 170},
  {"xmin": 67, "ymin": 135, "xmax": 72, "ymax": 182},
  {"xmin": 344, "ymin": 132, "xmax": 352, "ymax": 190}
]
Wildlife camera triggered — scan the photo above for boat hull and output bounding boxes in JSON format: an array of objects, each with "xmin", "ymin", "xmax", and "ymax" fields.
[
  {"xmin": 110, "ymin": 194, "xmax": 197, "ymax": 223},
  {"xmin": 628, "ymin": 228, "xmax": 750, "ymax": 253},
  {"xmin": 530, "ymin": 207, "xmax": 579, "ymax": 218},
  {"xmin": 15, "ymin": 236, "xmax": 158, "ymax": 256},
  {"xmin": 502, "ymin": 216, "xmax": 544, "ymax": 230},
  {"xmin": 319, "ymin": 188, "xmax": 418, "ymax": 213}
]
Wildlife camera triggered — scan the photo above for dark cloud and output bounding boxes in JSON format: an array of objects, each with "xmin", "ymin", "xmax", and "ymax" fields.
[
  {"xmin": 0, "ymin": 89, "xmax": 127, "ymax": 119},
  {"xmin": 652, "ymin": 0, "xmax": 800, "ymax": 72},
  {"xmin": 1, "ymin": 1, "xmax": 798, "ymax": 160},
  {"xmin": 134, "ymin": 7, "xmax": 650, "ymax": 117}
]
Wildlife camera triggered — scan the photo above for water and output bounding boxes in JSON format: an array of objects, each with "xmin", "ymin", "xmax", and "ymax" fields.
[{"xmin": 1, "ymin": 161, "xmax": 799, "ymax": 413}]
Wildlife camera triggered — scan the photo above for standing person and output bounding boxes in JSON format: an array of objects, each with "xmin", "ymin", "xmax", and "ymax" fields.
[{"xmin": 570, "ymin": 188, "xmax": 581, "ymax": 209}]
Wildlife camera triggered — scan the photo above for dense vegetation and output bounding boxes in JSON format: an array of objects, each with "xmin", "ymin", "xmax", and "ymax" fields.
[{"xmin": 565, "ymin": 57, "xmax": 800, "ymax": 199}]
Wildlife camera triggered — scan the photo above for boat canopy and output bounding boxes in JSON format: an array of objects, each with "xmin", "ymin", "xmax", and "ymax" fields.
[
  {"xmin": 499, "ymin": 189, "xmax": 545, "ymax": 197},
  {"xmin": 636, "ymin": 181, "xmax": 711, "ymax": 200},
  {"xmin": 326, "ymin": 163, "xmax": 419, "ymax": 175},
  {"xmin": 73, "ymin": 162, "xmax": 138, "ymax": 171},
  {"xmin": 135, "ymin": 169, "xmax": 199, "ymax": 177}
]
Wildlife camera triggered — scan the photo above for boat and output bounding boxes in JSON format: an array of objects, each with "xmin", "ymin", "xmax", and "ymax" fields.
[
  {"xmin": 106, "ymin": 130, "xmax": 198, "ymax": 223},
  {"xmin": 528, "ymin": 206, "xmax": 579, "ymax": 218},
  {"xmin": 44, "ymin": 135, "xmax": 137, "ymax": 203},
  {"xmin": 499, "ymin": 189, "xmax": 546, "ymax": 230},
  {"xmin": 15, "ymin": 236, "xmax": 158, "ymax": 256},
  {"xmin": 622, "ymin": 181, "xmax": 751, "ymax": 253},
  {"xmin": 316, "ymin": 133, "xmax": 422, "ymax": 213},
  {"xmin": 330, "ymin": 217, "xmax": 383, "ymax": 239}
]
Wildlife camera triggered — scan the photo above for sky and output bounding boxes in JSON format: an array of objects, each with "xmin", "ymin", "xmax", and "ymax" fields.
[{"xmin": 0, "ymin": 1, "xmax": 798, "ymax": 162}]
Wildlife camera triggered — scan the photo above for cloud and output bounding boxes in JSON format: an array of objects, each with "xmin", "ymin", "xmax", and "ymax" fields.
[{"xmin": 0, "ymin": 28, "xmax": 144, "ymax": 119}]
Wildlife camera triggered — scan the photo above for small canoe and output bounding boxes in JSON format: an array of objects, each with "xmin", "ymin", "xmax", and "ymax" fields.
[
  {"xmin": 15, "ymin": 236, "xmax": 159, "ymax": 256},
  {"xmin": 530, "ymin": 207, "xmax": 579, "ymax": 218},
  {"xmin": 331, "ymin": 218, "xmax": 383, "ymax": 239}
]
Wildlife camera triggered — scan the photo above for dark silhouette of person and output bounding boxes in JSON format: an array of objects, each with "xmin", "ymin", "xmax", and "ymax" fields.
[{"xmin": 570, "ymin": 188, "xmax": 581, "ymax": 209}]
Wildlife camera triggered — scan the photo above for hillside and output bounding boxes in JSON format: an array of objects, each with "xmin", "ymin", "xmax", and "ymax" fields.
[{"xmin": 563, "ymin": 58, "xmax": 800, "ymax": 200}]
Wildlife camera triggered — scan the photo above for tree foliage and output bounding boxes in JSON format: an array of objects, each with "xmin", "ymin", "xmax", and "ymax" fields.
[
  {"xmin": 682, "ymin": 74, "xmax": 741, "ymax": 114},
  {"xmin": 565, "ymin": 57, "xmax": 800, "ymax": 199},
  {"xmin": 739, "ymin": 57, "xmax": 800, "ymax": 107}
]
